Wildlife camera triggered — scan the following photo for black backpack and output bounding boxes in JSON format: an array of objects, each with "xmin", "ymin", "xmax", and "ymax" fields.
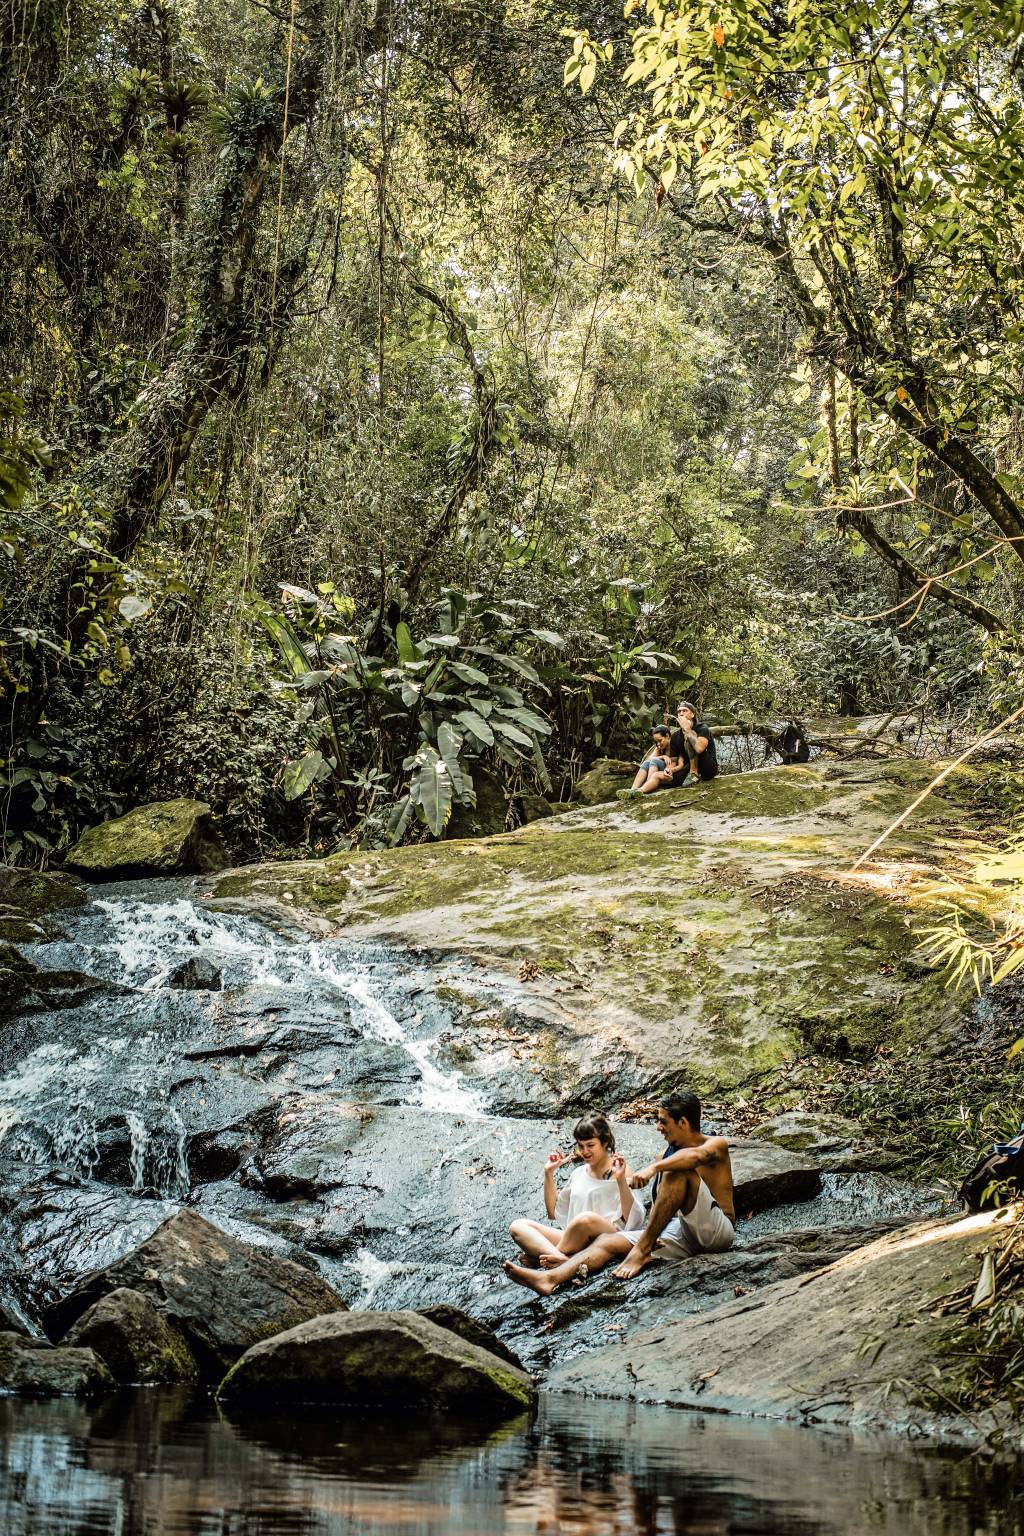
[
  {"xmin": 959, "ymin": 1123, "xmax": 1024, "ymax": 1212},
  {"xmin": 778, "ymin": 721, "xmax": 810, "ymax": 764}
]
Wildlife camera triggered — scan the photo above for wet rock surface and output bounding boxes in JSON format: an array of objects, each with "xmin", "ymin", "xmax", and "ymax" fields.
[
  {"xmin": 217, "ymin": 1309, "xmax": 533, "ymax": 1414},
  {"xmin": 45, "ymin": 1210, "xmax": 347, "ymax": 1378},
  {"xmin": 0, "ymin": 1330, "xmax": 113, "ymax": 1397},
  {"xmin": 548, "ymin": 1211, "xmax": 1016, "ymax": 1445},
  {"xmin": 0, "ymin": 860, "xmax": 958, "ymax": 1433}
]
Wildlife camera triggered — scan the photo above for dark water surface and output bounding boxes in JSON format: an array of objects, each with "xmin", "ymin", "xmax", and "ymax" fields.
[{"xmin": 0, "ymin": 1389, "xmax": 1019, "ymax": 1536}]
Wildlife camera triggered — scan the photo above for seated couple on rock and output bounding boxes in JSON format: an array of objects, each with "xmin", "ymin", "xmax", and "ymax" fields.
[
  {"xmin": 620, "ymin": 701, "xmax": 718, "ymax": 798},
  {"xmin": 505, "ymin": 1093, "xmax": 735, "ymax": 1297}
]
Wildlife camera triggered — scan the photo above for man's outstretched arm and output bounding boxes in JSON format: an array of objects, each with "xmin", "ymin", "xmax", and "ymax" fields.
[{"xmin": 630, "ymin": 1136, "xmax": 727, "ymax": 1186}]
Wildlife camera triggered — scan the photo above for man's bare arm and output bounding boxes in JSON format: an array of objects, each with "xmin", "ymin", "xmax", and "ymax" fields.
[{"xmin": 631, "ymin": 1137, "xmax": 728, "ymax": 1185}]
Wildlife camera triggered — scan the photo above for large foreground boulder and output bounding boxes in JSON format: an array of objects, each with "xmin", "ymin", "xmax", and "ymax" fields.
[
  {"xmin": 572, "ymin": 758, "xmax": 636, "ymax": 805},
  {"xmin": 45, "ymin": 1209, "xmax": 346, "ymax": 1378},
  {"xmin": 0, "ymin": 1331, "xmax": 113, "ymax": 1397},
  {"xmin": 217, "ymin": 1310, "xmax": 533, "ymax": 1415},
  {"xmin": 549, "ymin": 1211, "xmax": 1009, "ymax": 1439},
  {"xmin": 66, "ymin": 798, "xmax": 228, "ymax": 877},
  {"xmin": 62, "ymin": 1287, "xmax": 199, "ymax": 1384}
]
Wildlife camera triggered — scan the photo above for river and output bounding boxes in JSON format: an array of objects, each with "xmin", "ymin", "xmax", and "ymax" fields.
[{"xmin": 0, "ymin": 879, "xmax": 1021, "ymax": 1531}]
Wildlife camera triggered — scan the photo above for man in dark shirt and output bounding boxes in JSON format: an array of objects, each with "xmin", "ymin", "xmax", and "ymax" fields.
[{"xmin": 667, "ymin": 701, "xmax": 718, "ymax": 786}]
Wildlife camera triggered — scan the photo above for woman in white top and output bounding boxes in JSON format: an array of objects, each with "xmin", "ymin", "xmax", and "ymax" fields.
[{"xmin": 506, "ymin": 1115, "xmax": 644, "ymax": 1292}]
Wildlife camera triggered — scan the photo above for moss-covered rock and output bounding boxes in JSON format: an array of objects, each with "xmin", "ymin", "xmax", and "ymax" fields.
[
  {"xmin": 0, "ymin": 866, "xmax": 87, "ymax": 943},
  {"xmin": 573, "ymin": 758, "xmax": 636, "ymax": 805},
  {"xmin": 62, "ymin": 1286, "xmax": 200, "ymax": 1384},
  {"xmin": 214, "ymin": 760, "xmax": 992, "ymax": 1096},
  {"xmin": 216, "ymin": 1310, "xmax": 533, "ymax": 1414},
  {"xmin": 66, "ymin": 798, "xmax": 228, "ymax": 878},
  {"xmin": 449, "ymin": 769, "xmax": 508, "ymax": 838}
]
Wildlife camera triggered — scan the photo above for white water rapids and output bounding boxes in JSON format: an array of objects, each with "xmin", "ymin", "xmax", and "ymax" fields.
[{"xmin": 0, "ymin": 891, "xmax": 483, "ymax": 1198}]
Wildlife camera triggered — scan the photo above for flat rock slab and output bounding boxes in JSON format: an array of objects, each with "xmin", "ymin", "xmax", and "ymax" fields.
[
  {"xmin": 66, "ymin": 798, "xmax": 228, "ymax": 877},
  {"xmin": 229, "ymin": 758, "xmax": 986, "ymax": 1093},
  {"xmin": 44, "ymin": 1209, "xmax": 345, "ymax": 1377},
  {"xmin": 217, "ymin": 1309, "xmax": 533, "ymax": 1415},
  {"xmin": 0, "ymin": 1330, "xmax": 113, "ymax": 1397},
  {"xmin": 548, "ymin": 1211, "xmax": 1010, "ymax": 1439}
]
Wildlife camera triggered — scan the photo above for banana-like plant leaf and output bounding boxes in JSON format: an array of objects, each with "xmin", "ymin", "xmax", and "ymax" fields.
[
  {"xmin": 450, "ymin": 662, "xmax": 490, "ymax": 687},
  {"xmin": 395, "ymin": 622, "xmax": 422, "ymax": 663},
  {"xmin": 281, "ymin": 750, "xmax": 326, "ymax": 800},
  {"xmin": 456, "ymin": 709, "xmax": 494, "ymax": 746},
  {"xmin": 386, "ymin": 796, "xmax": 415, "ymax": 846},
  {"xmin": 492, "ymin": 718, "xmax": 533, "ymax": 748},
  {"xmin": 411, "ymin": 745, "xmax": 452, "ymax": 837}
]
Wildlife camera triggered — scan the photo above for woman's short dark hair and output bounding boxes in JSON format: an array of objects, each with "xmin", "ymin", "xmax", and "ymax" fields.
[
  {"xmin": 659, "ymin": 1090, "xmax": 701, "ymax": 1132},
  {"xmin": 573, "ymin": 1113, "xmax": 615, "ymax": 1151}
]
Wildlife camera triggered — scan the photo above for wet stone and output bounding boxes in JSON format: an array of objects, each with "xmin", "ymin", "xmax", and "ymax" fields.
[
  {"xmin": 0, "ymin": 1330, "xmax": 113, "ymax": 1398},
  {"xmin": 62, "ymin": 1287, "xmax": 199, "ymax": 1385}
]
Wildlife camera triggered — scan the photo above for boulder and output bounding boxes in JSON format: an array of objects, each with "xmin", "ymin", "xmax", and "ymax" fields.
[
  {"xmin": 62, "ymin": 1287, "xmax": 199, "ymax": 1384},
  {"xmin": 0, "ymin": 866, "xmax": 86, "ymax": 943},
  {"xmin": 0, "ymin": 1330, "xmax": 113, "ymax": 1397},
  {"xmin": 417, "ymin": 1305, "xmax": 525, "ymax": 1370},
  {"xmin": 729, "ymin": 1138, "xmax": 822, "ymax": 1213},
  {"xmin": 217, "ymin": 1310, "xmax": 533, "ymax": 1415},
  {"xmin": 548, "ymin": 1211, "xmax": 1007, "ymax": 1437},
  {"xmin": 167, "ymin": 956, "xmax": 223, "ymax": 991},
  {"xmin": 747, "ymin": 1111, "xmax": 887, "ymax": 1172},
  {"xmin": 572, "ymin": 758, "xmax": 636, "ymax": 805},
  {"xmin": 518, "ymin": 794, "xmax": 554, "ymax": 824},
  {"xmin": 65, "ymin": 798, "xmax": 228, "ymax": 878},
  {"xmin": 448, "ymin": 770, "xmax": 508, "ymax": 838},
  {"xmin": 44, "ymin": 1209, "xmax": 346, "ymax": 1378}
]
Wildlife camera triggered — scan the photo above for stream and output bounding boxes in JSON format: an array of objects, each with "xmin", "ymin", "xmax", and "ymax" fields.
[{"xmin": 0, "ymin": 878, "xmax": 1021, "ymax": 1531}]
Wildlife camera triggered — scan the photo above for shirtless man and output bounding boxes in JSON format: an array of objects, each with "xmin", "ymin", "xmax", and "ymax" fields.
[{"xmin": 613, "ymin": 1090, "xmax": 735, "ymax": 1279}]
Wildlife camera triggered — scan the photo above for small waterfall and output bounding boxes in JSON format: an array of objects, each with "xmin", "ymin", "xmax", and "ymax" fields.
[{"xmin": 126, "ymin": 1107, "xmax": 189, "ymax": 1199}]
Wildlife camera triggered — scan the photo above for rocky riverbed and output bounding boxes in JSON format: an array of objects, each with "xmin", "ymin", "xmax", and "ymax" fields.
[{"xmin": 0, "ymin": 757, "xmax": 1019, "ymax": 1451}]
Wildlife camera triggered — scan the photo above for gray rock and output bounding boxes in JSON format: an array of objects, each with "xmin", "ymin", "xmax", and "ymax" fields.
[
  {"xmin": 418, "ymin": 1305, "xmax": 525, "ymax": 1370},
  {"xmin": 167, "ymin": 956, "xmax": 223, "ymax": 991},
  {"xmin": 62, "ymin": 1287, "xmax": 199, "ymax": 1384},
  {"xmin": 217, "ymin": 1310, "xmax": 533, "ymax": 1414},
  {"xmin": 572, "ymin": 759, "xmax": 637, "ymax": 805},
  {"xmin": 44, "ymin": 1208, "xmax": 346, "ymax": 1378},
  {"xmin": 66, "ymin": 798, "xmax": 228, "ymax": 878},
  {"xmin": 548, "ymin": 1212, "xmax": 1007, "ymax": 1439},
  {"xmin": 518, "ymin": 794, "xmax": 554, "ymax": 823},
  {"xmin": 748, "ymin": 1111, "xmax": 886, "ymax": 1173},
  {"xmin": 0, "ymin": 1330, "xmax": 113, "ymax": 1397}
]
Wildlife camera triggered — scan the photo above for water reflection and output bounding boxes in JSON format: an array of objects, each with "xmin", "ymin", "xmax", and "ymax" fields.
[{"xmin": 0, "ymin": 1389, "xmax": 1020, "ymax": 1535}]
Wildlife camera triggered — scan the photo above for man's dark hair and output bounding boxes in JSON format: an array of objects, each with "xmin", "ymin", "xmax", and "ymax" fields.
[
  {"xmin": 659, "ymin": 1090, "xmax": 701, "ymax": 1132},
  {"xmin": 676, "ymin": 700, "xmax": 696, "ymax": 714}
]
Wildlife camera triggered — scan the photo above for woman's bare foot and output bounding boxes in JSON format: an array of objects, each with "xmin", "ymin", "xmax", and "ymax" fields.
[
  {"xmin": 613, "ymin": 1247, "xmax": 653, "ymax": 1280},
  {"xmin": 538, "ymin": 1251, "xmax": 567, "ymax": 1269},
  {"xmin": 504, "ymin": 1260, "xmax": 557, "ymax": 1295}
]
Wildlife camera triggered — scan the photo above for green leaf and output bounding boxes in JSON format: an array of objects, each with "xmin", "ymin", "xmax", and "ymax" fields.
[
  {"xmin": 118, "ymin": 594, "xmax": 153, "ymax": 622},
  {"xmin": 450, "ymin": 662, "xmax": 490, "ymax": 687},
  {"xmin": 411, "ymin": 745, "xmax": 452, "ymax": 837},
  {"xmin": 282, "ymin": 750, "xmax": 326, "ymax": 800},
  {"xmin": 395, "ymin": 622, "xmax": 421, "ymax": 662},
  {"xmin": 386, "ymin": 796, "xmax": 414, "ymax": 846},
  {"xmin": 492, "ymin": 718, "xmax": 533, "ymax": 748},
  {"xmin": 456, "ymin": 709, "xmax": 495, "ymax": 746}
]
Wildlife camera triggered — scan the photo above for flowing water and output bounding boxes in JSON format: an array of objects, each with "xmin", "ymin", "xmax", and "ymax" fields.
[{"xmin": 1, "ymin": 878, "xmax": 1021, "ymax": 1531}]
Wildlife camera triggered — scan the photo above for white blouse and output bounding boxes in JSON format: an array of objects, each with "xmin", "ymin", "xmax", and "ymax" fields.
[{"xmin": 553, "ymin": 1163, "xmax": 645, "ymax": 1232}]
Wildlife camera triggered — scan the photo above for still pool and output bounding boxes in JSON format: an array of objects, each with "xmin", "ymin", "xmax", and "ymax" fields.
[{"xmin": 0, "ymin": 1389, "xmax": 1019, "ymax": 1535}]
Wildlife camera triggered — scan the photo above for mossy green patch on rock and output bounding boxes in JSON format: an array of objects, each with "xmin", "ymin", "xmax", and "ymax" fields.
[
  {"xmin": 67, "ymin": 799, "xmax": 228, "ymax": 878},
  {"xmin": 214, "ymin": 760, "xmax": 995, "ymax": 1095}
]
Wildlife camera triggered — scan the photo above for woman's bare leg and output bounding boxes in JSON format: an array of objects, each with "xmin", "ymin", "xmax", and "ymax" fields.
[
  {"xmin": 538, "ymin": 1211, "xmax": 616, "ymax": 1267},
  {"xmin": 509, "ymin": 1219, "xmax": 563, "ymax": 1263},
  {"xmin": 506, "ymin": 1232, "xmax": 633, "ymax": 1296}
]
